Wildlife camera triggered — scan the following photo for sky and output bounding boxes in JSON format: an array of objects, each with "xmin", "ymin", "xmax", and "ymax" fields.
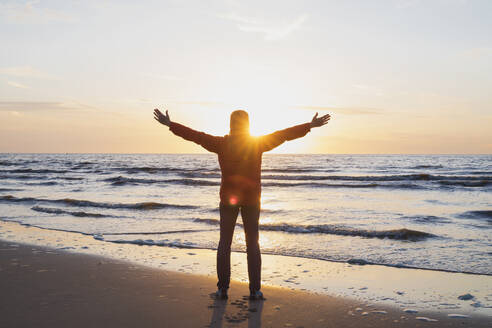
[{"xmin": 0, "ymin": 0, "xmax": 491, "ymax": 154}]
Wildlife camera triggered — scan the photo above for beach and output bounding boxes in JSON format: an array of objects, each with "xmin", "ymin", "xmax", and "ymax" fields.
[
  {"xmin": 1, "ymin": 220, "xmax": 491, "ymax": 327},
  {"xmin": 1, "ymin": 240, "xmax": 490, "ymax": 328}
]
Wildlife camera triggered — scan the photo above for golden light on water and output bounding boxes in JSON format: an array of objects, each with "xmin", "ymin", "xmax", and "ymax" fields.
[
  {"xmin": 234, "ymin": 231, "xmax": 272, "ymax": 249},
  {"xmin": 259, "ymin": 216, "xmax": 275, "ymax": 225}
]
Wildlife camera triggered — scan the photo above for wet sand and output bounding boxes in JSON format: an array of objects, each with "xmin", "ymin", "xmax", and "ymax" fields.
[{"xmin": 1, "ymin": 241, "xmax": 489, "ymax": 328}]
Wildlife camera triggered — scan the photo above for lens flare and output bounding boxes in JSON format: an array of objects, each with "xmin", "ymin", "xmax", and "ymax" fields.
[{"xmin": 229, "ymin": 196, "xmax": 238, "ymax": 205}]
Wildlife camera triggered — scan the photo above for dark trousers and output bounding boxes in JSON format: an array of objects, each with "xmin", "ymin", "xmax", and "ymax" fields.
[{"xmin": 217, "ymin": 202, "xmax": 261, "ymax": 293}]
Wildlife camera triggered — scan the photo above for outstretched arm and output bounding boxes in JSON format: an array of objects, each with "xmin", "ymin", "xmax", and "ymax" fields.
[
  {"xmin": 259, "ymin": 112, "xmax": 331, "ymax": 152},
  {"xmin": 153, "ymin": 108, "xmax": 222, "ymax": 153}
]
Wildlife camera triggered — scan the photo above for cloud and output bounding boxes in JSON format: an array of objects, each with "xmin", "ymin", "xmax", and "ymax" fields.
[
  {"xmin": 172, "ymin": 100, "xmax": 225, "ymax": 106},
  {"xmin": 351, "ymin": 84, "xmax": 385, "ymax": 97},
  {"xmin": 160, "ymin": 100, "xmax": 228, "ymax": 109},
  {"xmin": 0, "ymin": 101, "xmax": 96, "ymax": 112},
  {"xmin": 0, "ymin": 66, "xmax": 55, "ymax": 79},
  {"xmin": 217, "ymin": 12, "xmax": 259, "ymax": 25},
  {"xmin": 459, "ymin": 47, "xmax": 492, "ymax": 60},
  {"xmin": 395, "ymin": 0, "xmax": 421, "ymax": 9},
  {"xmin": 219, "ymin": 12, "xmax": 308, "ymax": 40},
  {"xmin": 142, "ymin": 73, "xmax": 184, "ymax": 82},
  {"xmin": 7, "ymin": 81, "xmax": 29, "ymax": 89},
  {"xmin": 0, "ymin": 101, "xmax": 60, "ymax": 111},
  {"xmin": 0, "ymin": 0, "xmax": 77, "ymax": 24},
  {"xmin": 395, "ymin": 0, "xmax": 468, "ymax": 9},
  {"xmin": 293, "ymin": 105, "xmax": 385, "ymax": 115}
]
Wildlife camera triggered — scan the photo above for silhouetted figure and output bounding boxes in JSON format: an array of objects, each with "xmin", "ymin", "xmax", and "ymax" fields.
[{"xmin": 153, "ymin": 108, "xmax": 330, "ymax": 299}]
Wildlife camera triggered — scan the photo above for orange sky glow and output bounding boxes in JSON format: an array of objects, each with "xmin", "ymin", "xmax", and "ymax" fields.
[{"xmin": 1, "ymin": 0, "xmax": 491, "ymax": 154}]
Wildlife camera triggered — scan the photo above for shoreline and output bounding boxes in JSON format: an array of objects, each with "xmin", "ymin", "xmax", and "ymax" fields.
[
  {"xmin": 8, "ymin": 218, "xmax": 492, "ymax": 277},
  {"xmin": 1, "ymin": 240, "xmax": 491, "ymax": 328},
  {"xmin": 1, "ymin": 219, "xmax": 491, "ymax": 320}
]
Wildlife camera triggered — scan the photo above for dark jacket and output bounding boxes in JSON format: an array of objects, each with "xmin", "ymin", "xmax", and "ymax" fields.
[{"xmin": 169, "ymin": 122, "xmax": 311, "ymax": 205}]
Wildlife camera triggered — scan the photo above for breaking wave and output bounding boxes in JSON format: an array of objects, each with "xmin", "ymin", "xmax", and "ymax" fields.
[
  {"xmin": 104, "ymin": 176, "xmax": 220, "ymax": 186},
  {"xmin": 93, "ymin": 236, "xmax": 201, "ymax": 249},
  {"xmin": 0, "ymin": 174, "xmax": 83, "ymax": 181},
  {"xmin": 262, "ymin": 173, "xmax": 491, "ymax": 182},
  {"xmin": 103, "ymin": 175, "xmax": 430, "ymax": 189},
  {"xmin": 0, "ymin": 195, "xmax": 197, "ymax": 210},
  {"xmin": 459, "ymin": 210, "xmax": 492, "ymax": 224},
  {"xmin": 403, "ymin": 215, "xmax": 451, "ymax": 224},
  {"xmin": 262, "ymin": 181, "xmax": 424, "ymax": 189},
  {"xmin": 438, "ymin": 180, "xmax": 490, "ymax": 187},
  {"xmin": 192, "ymin": 218, "xmax": 436, "ymax": 240},
  {"xmin": 411, "ymin": 165, "xmax": 444, "ymax": 169},
  {"xmin": 31, "ymin": 206, "xmax": 116, "ymax": 218},
  {"xmin": 0, "ymin": 168, "xmax": 70, "ymax": 174}
]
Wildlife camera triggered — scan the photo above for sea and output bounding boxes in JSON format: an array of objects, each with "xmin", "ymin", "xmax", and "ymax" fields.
[{"xmin": 0, "ymin": 153, "xmax": 491, "ymax": 276}]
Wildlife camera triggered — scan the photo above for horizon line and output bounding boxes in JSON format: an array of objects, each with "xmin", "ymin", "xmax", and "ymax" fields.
[{"xmin": 1, "ymin": 152, "xmax": 491, "ymax": 156}]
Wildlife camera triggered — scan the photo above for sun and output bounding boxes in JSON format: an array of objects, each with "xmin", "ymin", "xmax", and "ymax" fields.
[{"xmin": 247, "ymin": 106, "xmax": 307, "ymax": 137}]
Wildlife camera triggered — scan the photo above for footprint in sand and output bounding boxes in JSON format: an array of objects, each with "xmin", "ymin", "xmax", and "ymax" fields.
[
  {"xmin": 416, "ymin": 316, "xmax": 438, "ymax": 322},
  {"xmin": 448, "ymin": 314, "xmax": 470, "ymax": 318}
]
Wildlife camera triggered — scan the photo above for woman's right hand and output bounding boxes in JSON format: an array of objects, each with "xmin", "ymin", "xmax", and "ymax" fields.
[{"xmin": 154, "ymin": 108, "xmax": 171, "ymax": 127}]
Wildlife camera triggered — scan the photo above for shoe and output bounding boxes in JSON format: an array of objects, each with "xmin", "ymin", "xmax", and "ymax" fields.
[
  {"xmin": 249, "ymin": 290, "xmax": 264, "ymax": 300},
  {"xmin": 215, "ymin": 288, "xmax": 228, "ymax": 299}
]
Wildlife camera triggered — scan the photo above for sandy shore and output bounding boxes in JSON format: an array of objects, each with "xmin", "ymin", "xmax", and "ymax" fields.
[{"xmin": 1, "ymin": 241, "xmax": 490, "ymax": 328}]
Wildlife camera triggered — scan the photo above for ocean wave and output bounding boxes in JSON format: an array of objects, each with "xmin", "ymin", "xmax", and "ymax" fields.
[
  {"xmin": 0, "ymin": 174, "xmax": 83, "ymax": 181},
  {"xmin": 111, "ymin": 166, "xmax": 219, "ymax": 175},
  {"xmin": 120, "ymin": 166, "xmax": 167, "ymax": 174},
  {"xmin": 261, "ymin": 225, "xmax": 435, "ymax": 240},
  {"xmin": 71, "ymin": 163, "xmax": 96, "ymax": 170},
  {"xmin": 94, "ymin": 237, "xmax": 200, "ymax": 249},
  {"xmin": 152, "ymin": 178, "xmax": 220, "ymax": 187},
  {"xmin": 104, "ymin": 176, "xmax": 220, "ymax": 186},
  {"xmin": 0, "ymin": 160, "xmax": 40, "ymax": 166},
  {"xmin": 0, "ymin": 174, "xmax": 48, "ymax": 180},
  {"xmin": 262, "ymin": 181, "xmax": 425, "ymax": 189},
  {"xmin": 0, "ymin": 168, "xmax": 69, "ymax": 174},
  {"xmin": 0, "ymin": 188, "xmax": 24, "ymax": 192},
  {"xmin": 192, "ymin": 218, "xmax": 435, "ymax": 240},
  {"xmin": 179, "ymin": 171, "xmax": 221, "ymax": 179},
  {"xmin": 259, "ymin": 173, "xmax": 491, "ymax": 185},
  {"xmin": 99, "ymin": 228, "xmax": 216, "ymax": 236},
  {"xmin": 438, "ymin": 180, "xmax": 490, "ymax": 187},
  {"xmin": 0, "ymin": 194, "xmax": 198, "ymax": 210},
  {"xmin": 193, "ymin": 218, "xmax": 220, "ymax": 225},
  {"xmin": 0, "ymin": 161, "xmax": 14, "ymax": 166},
  {"xmin": 262, "ymin": 168, "xmax": 324, "ymax": 173},
  {"xmin": 104, "ymin": 173, "xmax": 489, "ymax": 189},
  {"xmin": 459, "ymin": 210, "xmax": 492, "ymax": 224},
  {"xmin": 60, "ymin": 176, "xmax": 84, "ymax": 181},
  {"xmin": 411, "ymin": 165, "xmax": 444, "ymax": 169},
  {"xmin": 25, "ymin": 181, "xmax": 58, "ymax": 186},
  {"xmin": 72, "ymin": 161, "xmax": 96, "ymax": 166},
  {"xmin": 114, "ymin": 166, "xmax": 336, "ymax": 175},
  {"xmin": 31, "ymin": 206, "xmax": 114, "ymax": 218},
  {"xmin": 468, "ymin": 171, "xmax": 492, "ymax": 175},
  {"xmin": 403, "ymin": 215, "xmax": 451, "ymax": 224},
  {"xmin": 262, "ymin": 181, "xmax": 379, "ymax": 188}
]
